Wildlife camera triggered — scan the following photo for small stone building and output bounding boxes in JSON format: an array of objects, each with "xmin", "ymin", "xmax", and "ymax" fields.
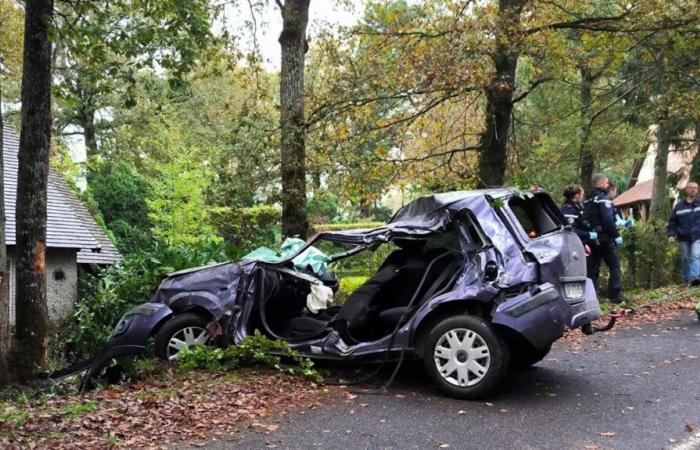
[{"xmin": 3, "ymin": 127, "xmax": 121, "ymax": 322}]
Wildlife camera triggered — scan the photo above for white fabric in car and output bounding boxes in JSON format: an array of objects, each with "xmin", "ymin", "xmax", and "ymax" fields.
[{"xmin": 306, "ymin": 284, "xmax": 334, "ymax": 314}]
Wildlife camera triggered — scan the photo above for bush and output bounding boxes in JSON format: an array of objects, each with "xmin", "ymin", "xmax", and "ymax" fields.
[
  {"xmin": 64, "ymin": 241, "xmax": 230, "ymax": 360},
  {"xmin": 307, "ymin": 191, "xmax": 339, "ymax": 223},
  {"xmin": 89, "ymin": 161, "xmax": 153, "ymax": 253},
  {"xmin": 334, "ymin": 276, "xmax": 368, "ymax": 305},
  {"xmin": 619, "ymin": 219, "xmax": 682, "ymax": 289},
  {"xmin": 176, "ymin": 331, "xmax": 320, "ymax": 381},
  {"xmin": 311, "ymin": 222, "xmax": 384, "ymax": 234},
  {"xmin": 212, "ymin": 205, "xmax": 281, "ymax": 257}
]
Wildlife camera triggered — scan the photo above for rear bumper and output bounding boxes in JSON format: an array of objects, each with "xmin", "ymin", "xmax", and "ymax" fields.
[
  {"xmin": 568, "ymin": 278, "xmax": 602, "ymax": 329},
  {"xmin": 492, "ymin": 280, "xmax": 601, "ymax": 351}
]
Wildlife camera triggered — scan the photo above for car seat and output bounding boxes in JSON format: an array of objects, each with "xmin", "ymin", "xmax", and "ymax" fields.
[
  {"xmin": 286, "ymin": 244, "xmax": 427, "ymax": 341},
  {"xmin": 377, "ymin": 252, "xmax": 465, "ymax": 328}
]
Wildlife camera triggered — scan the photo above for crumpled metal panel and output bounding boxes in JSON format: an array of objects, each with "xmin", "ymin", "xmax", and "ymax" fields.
[{"xmin": 152, "ymin": 259, "xmax": 256, "ymax": 320}]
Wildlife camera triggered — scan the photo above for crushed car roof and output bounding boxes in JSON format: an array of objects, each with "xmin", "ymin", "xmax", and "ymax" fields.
[
  {"xmin": 388, "ymin": 189, "xmax": 514, "ymax": 225},
  {"xmin": 315, "ymin": 188, "xmax": 529, "ymax": 245}
]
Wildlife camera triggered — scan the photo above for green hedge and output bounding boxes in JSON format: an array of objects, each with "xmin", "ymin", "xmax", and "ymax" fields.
[
  {"xmin": 334, "ymin": 276, "xmax": 368, "ymax": 305},
  {"xmin": 311, "ymin": 222, "xmax": 384, "ymax": 233},
  {"xmin": 619, "ymin": 219, "xmax": 682, "ymax": 289}
]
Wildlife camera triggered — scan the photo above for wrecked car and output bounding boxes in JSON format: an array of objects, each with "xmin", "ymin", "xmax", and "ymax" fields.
[{"xmin": 87, "ymin": 188, "xmax": 602, "ymax": 398}]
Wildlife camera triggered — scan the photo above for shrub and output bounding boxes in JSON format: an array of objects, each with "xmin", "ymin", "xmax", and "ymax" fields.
[
  {"xmin": 311, "ymin": 222, "xmax": 384, "ymax": 233},
  {"xmin": 212, "ymin": 205, "xmax": 281, "ymax": 257},
  {"xmin": 307, "ymin": 191, "xmax": 339, "ymax": 223},
  {"xmin": 334, "ymin": 276, "xmax": 368, "ymax": 304},
  {"xmin": 619, "ymin": 219, "xmax": 682, "ymax": 289},
  {"xmin": 176, "ymin": 331, "xmax": 320, "ymax": 381}
]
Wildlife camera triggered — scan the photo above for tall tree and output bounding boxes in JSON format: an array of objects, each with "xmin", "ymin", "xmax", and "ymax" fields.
[
  {"xmin": 12, "ymin": 0, "xmax": 54, "ymax": 379},
  {"xmin": 0, "ymin": 0, "xmax": 24, "ymax": 384},
  {"xmin": 277, "ymin": 0, "xmax": 310, "ymax": 238},
  {"xmin": 478, "ymin": 0, "xmax": 526, "ymax": 187},
  {"xmin": 53, "ymin": 0, "xmax": 215, "ymax": 160}
]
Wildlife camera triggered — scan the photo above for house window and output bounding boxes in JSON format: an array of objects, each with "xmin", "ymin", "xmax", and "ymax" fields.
[{"xmin": 54, "ymin": 268, "xmax": 65, "ymax": 281}]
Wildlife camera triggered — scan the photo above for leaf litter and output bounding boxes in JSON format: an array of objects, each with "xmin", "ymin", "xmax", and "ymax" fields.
[{"xmin": 0, "ymin": 368, "xmax": 338, "ymax": 449}]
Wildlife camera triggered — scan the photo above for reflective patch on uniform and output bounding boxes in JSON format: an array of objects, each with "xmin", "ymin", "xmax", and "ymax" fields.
[
  {"xmin": 678, "ymin": 209, "xmax": 692, "ymax": 215},
  {"xmin": 594, "ymin": 198, "xmax": 613, "ymax": 208}
]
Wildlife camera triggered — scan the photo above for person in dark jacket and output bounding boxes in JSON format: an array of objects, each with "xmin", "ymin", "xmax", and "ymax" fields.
[
  {"xmin": 584, "ymin": 173, "xmax": 627, "ymax": 303},
  {"xmin": 668, "ymin": 181, "xmax": 700, "ymax": 285},
  {"xmin": 561, "ymin": 184, "xmax": 597, "ymax": 245}
]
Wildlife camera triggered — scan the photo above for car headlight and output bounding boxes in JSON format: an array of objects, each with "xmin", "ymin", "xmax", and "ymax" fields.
[
  {"xmin": 563, "ymin": 282, "xmax": 585, "ymax": 299},
  {"xmin": 112, "ymin": 315, "xmax": 133, "ymax": 337}
]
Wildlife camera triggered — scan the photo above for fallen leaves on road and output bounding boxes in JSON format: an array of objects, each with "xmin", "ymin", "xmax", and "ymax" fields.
[
  {"xmin": 685, "ymin": 424, "xmax": 695, "ymax": 433},
  {"xmin": 599, "ymin": 432, "xmax": 616, "ymax": 437},
  {"xmin": 561, "ymin": 288, "xmax": 697, "ymax": 348},
  {"xmin": 0, "ymin": 369, "xmax": 337, "ymax": 449}
]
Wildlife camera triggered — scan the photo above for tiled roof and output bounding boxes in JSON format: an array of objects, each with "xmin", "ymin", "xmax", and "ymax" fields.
[
  {"xmin": 614, "ymin": 179, "xmax": 653, "ymax": 207},
  {"xmin": 3, "ymin": 126, "xmax": 121, "ymax": 265}
]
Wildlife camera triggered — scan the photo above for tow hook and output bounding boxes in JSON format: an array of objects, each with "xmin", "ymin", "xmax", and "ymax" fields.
[{"xmin": 581, "ymin": 309, "xmax": 628, "ymax": 335}]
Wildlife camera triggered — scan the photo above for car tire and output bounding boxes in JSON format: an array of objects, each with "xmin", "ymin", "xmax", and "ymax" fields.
[
  {"xmin": 155, "ymin": 313, "xmax": 212, "ymax": 361},
  {"xmin": 423, "ymin": 315, "xmax": 509, "ymax": 399},
  {"xmin": 510, "ymin": 342, "xmax": 552, "ymax": 370}
]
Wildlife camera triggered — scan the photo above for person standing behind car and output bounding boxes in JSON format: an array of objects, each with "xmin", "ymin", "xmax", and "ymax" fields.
[
  {"xmin": 668, "ymin": 181, "xmax": 700, "ymax": 286},
  {"xmin": 561, "ymin": 184, "xmax": 597, "ymax": 246},
  {"xmin": 584, "ymin": 173, "xmax": 627, "ymax": 303},
  {"xmin": 607, "ymin": 181, "xmax": 636, "ymax": 229}
]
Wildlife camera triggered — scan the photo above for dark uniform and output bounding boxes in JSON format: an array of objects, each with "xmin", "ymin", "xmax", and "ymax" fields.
[
  {"xmin": 583, "ymin": 187, "xmax": 623, "ymax": 301},
  {"xmin": 560, "ymin": 201, "xmax": 591, "ymax": 244}
]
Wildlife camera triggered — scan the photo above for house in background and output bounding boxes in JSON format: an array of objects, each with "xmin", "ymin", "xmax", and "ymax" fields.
[
  {"xmin": 3, "ymin": 126, "xmax": 121, "ymax": 322},
  {"xmin": 614, "ymin": 130, "xmax": 697, "ymax": 219}
]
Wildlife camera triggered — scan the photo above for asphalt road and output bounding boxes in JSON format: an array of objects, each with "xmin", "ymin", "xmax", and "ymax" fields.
[{"xmin": 198, "ymin": 313, "xmax": 700, "ymax": 450}]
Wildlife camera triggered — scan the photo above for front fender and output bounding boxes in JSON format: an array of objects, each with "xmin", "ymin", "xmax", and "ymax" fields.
[
  {"xmin": 81, "ymin": 303, "xmax": 173, "ymax": 384},
  {"xmin": 108, "ymin": 302, "xmax": 174, "ymax": 349},
  {"xmin": 167, "ymin": 291, "xmax": 225, "ymax": 319}
]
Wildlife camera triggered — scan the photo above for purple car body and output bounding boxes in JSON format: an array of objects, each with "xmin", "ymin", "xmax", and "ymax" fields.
[{"xmin": 97, "ymin": 188, "xmax": 602, "ymax": 397}]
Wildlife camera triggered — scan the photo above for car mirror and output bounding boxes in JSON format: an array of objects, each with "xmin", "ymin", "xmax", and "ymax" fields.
[{"xmin": 483, "ymin": 261, "xmax": 499, "ymax": 282}]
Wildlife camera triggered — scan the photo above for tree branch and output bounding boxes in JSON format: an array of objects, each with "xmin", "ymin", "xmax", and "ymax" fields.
[{"xmin": 512, "ymin": 77, "xmax": 552, "ymax": 104}]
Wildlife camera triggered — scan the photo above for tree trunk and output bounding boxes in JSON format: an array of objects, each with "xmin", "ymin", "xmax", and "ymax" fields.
[
  {"xmin": 278, "ymin": 0, "xmax": 310, "ymax": 239},
  {"xmin": 579, "ymin": 64, "xmax": 594, "ymax": 192},
  {"xmin": 477, "ymin": 0, "xmax": 524, "ymax": 188},
  {"xmin": 12, "ymin": 0, "xmax": 54, "ymax": 380},
  {"xmin": 0, "ymin": 83, "xmax": 10, "ymax": 385},
  {"xmin": 649, "ymin": 54, "xmax": 670, "ymax": 222},
  {"xmin": 649, "ymin": 119, "xmax": 672, "ymax": 220},
  {"xmin": 82, "ymin": 106, "xmax": 97, "ymax": 158}
]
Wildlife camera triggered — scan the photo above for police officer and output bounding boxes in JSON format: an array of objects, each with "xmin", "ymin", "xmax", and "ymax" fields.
[
  {"xmin": 560, "ymin": 184, "xmax": 597, "ymax": 245},
  {"xmin": 668, "ymin": 181, "xmax": 700, "ymax": 286},
  {"xmin": 584, "ymin": 173, "xmax": 627, "ymax": 303}
]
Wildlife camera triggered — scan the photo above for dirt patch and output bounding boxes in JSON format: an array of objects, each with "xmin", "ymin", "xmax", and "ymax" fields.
[{"xmin": 0, "ymin": 369, "xmax": 340, "ymax": 449}]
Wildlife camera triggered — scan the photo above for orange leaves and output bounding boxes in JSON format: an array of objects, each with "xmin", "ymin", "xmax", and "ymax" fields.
[{"xmin": 0, "ymin": 369, "xmax": 336, "ymax": 449}]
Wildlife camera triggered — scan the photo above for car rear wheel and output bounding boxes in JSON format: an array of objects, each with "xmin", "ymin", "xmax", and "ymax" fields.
[
  {"xmin": 155, "ymin": 313, "xmax": 213, "ymax": 361},
  {"xmin": 423, "ymin": 315, "xmax": 509, "ymax": 399}
]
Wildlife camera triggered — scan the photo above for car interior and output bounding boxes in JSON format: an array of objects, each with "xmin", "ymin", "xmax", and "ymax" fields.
[{"xmin": 254, "ymin": 212, "xmax": 488, "ymax": 345}]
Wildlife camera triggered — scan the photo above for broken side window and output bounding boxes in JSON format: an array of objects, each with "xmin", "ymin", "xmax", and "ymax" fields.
[{"xmin": 507, "ymin": 194, "xmax": 563, "ymax": 239}]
